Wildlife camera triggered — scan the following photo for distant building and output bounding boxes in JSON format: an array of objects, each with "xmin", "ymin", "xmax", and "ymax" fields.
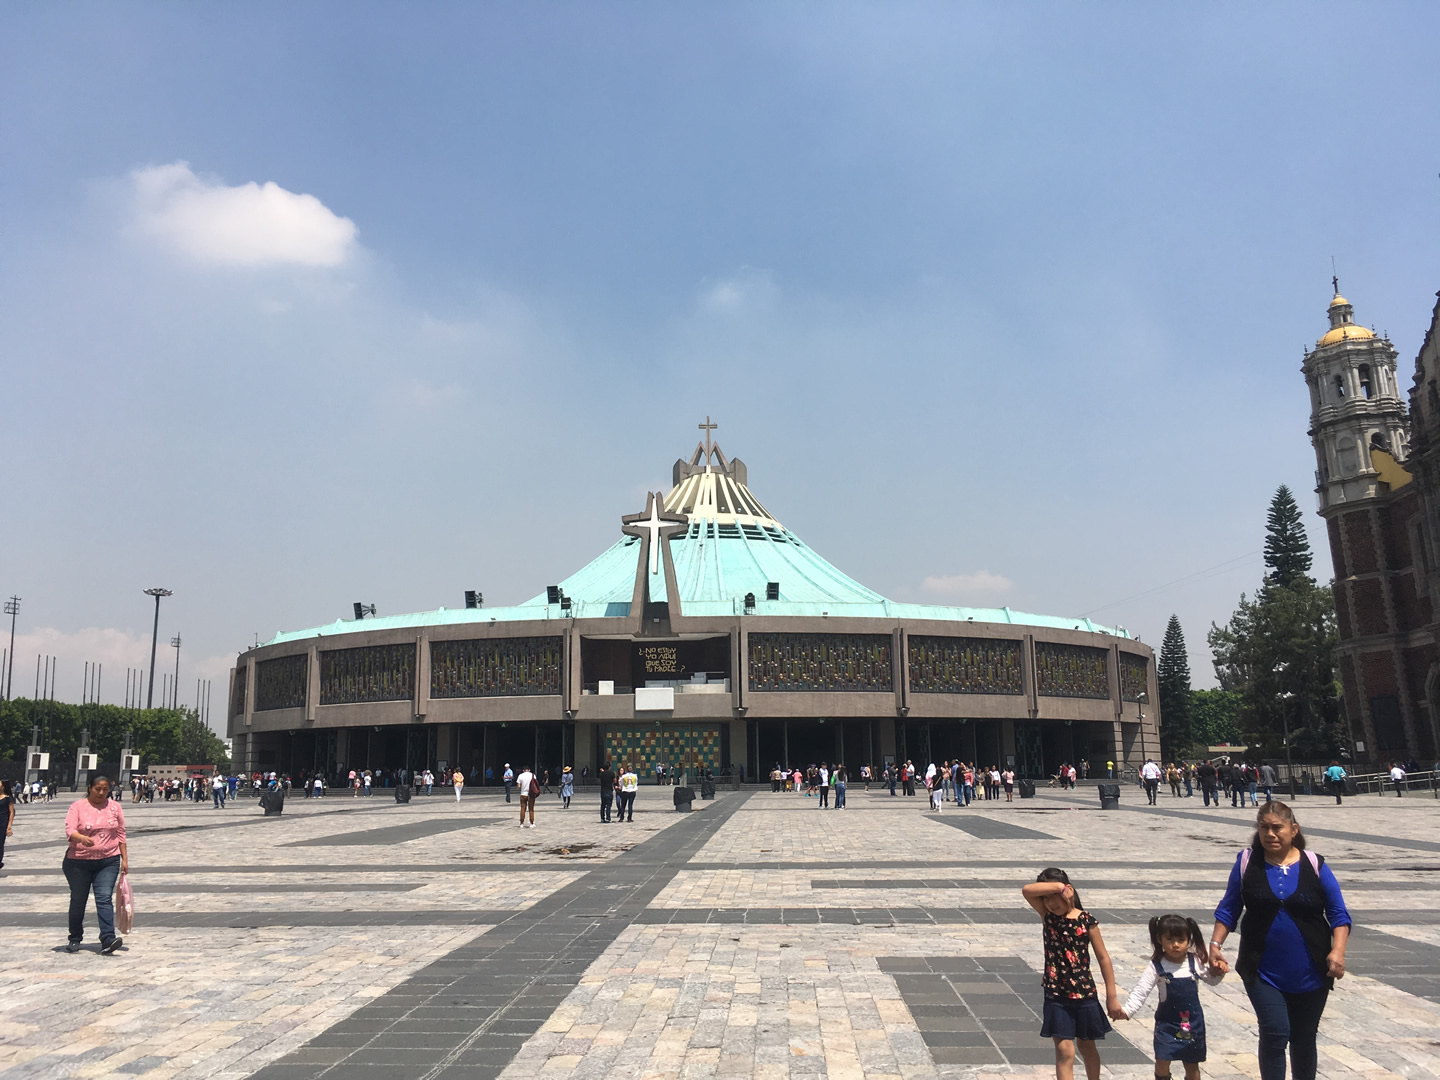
[
  {"xmin": 1304, "ymin": 284, "xmax": 1439, "ymax": 762},
  {"xmin": 227, "ymin": 430, "xmax": 1157, "ymax": 781}
]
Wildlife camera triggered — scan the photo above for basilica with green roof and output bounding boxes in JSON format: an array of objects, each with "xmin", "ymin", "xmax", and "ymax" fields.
[{"xmin": 228, "ymin": 426, "xmax": 1158, "ymax": 783}]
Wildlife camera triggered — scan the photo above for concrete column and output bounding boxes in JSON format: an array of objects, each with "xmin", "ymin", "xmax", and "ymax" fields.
[
  {"xmin": 416, "ymin": 635, "xmax": 431, "ymax": 718},
  {"xmin": 306, "ymin": 646, "xmax": 319, "ymax": 723},
  {"xmin": 575, "ymin": 722, "xmax": 596, "ymax": 777},
  {"xmin": 1023, "ymin": 634, "xmax": 1039, "ymax": 717},
  {"xmin": 729, "ymin": 717, "xmax": 747, "ymax": 777},
  {"xmin": 243, "ymin": 659, "xmax": 256, "ymax": 729},
  {"xmin": 1001, "ymin": 718, "xmax": 1016, "ymax": 768}
]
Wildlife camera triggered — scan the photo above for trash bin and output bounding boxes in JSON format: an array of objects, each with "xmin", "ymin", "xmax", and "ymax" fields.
[
  {"xmin": 1097, "ymin": 783, "xmax": 1120, "ymax": 810},
  {"xmin": 1343, "ymin": 777, "xmax": 1359, "ymax": 797},
  {"xmin": 673, "ymin": 786, "xmax": 695, "ymax": 811},
  {"xmin": 395, "ymin": 784, "xmax": 412, "ymax": 804},
  {"xmin": 1018, "ymin": 778, "xmax": 1036, "ymax": 799},
  {"xmin": 259, "ymin": 790, "xmax": 285, "ymax": 816}
]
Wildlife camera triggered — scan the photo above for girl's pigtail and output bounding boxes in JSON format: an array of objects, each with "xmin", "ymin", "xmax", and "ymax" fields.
[
  {"xmin": 1186, "ymin": 917, "xmax": 1206, "ymax": 961},
  {"xmin": 1148, "ymin": 916, "xmax": 1164, "ymax": 963}
]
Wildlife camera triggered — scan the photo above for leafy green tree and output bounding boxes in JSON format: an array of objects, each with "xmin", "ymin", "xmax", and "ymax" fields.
[
  {"xmin": 0, "ymin": 699, "xmax": 229, "ymax": 772},
  {"xmin": 1264, "ymin": 484, "xmax": 1313, "ymax": 588},
  {"xmin": 1157, "ymin": 614, "xmax": 1193, "ymax": 756},
  {"xmin": 1190, "ymin": 688, "xmax": 1243, "ymax": 748},
  {"xmin": 1208, "ymin": 485, "xmax": 1340, "ymax": 760}
]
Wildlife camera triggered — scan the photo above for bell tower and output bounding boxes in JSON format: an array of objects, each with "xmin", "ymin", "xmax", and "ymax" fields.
[{"xmin": 1303, "ymin": 283, "xmax": 1409, "ymax": 511}]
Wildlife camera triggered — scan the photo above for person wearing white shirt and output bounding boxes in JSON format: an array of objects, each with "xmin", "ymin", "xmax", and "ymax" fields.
[
  {"xmin": 1141, "ymin": 759, "xmax": 1163, "ymax": 805},
  {"xmin": 618, "ymin": 766, "xmax": 638, "ymax": 822},
  {"xmin": 516, "ymin": 766, "xmax": 537, "ymax": 827},
  {"xmin": 1390, "ymin": 763, "xmax": 1406, "ymax": 797}
]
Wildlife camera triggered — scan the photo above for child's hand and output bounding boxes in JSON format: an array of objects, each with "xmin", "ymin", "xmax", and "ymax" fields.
[
  {"xmin": 1108, "ymin": 1005, "xmax": 1127, "ymax": 1020},
  {"xmin": 1210, "ymin": 956, "xmax": 1230, "ymax": 975}
]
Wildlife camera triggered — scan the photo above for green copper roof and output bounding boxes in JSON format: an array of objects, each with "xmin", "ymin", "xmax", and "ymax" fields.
[{"xmin": 265, "ymin": 447, "xmax": 1132, "ymax": 645}]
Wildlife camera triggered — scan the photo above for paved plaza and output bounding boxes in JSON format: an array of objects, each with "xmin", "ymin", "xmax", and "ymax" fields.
[{"xmin": 3, "ymin": 784, "xmax": 1440, "ymax": 1080}]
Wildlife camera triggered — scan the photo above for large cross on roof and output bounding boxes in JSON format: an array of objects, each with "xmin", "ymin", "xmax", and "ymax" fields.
[{"xmin": 699, "ymin": 416, "xmax": 717, "ymax": 470}]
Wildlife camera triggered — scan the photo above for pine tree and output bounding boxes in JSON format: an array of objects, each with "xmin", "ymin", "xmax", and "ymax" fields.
[
  {"xmin": 1263, "ymin": 485, "xmax": 1313, "ymax": 588},
  {"xmin": 1157, "ymin": 614, "xmax": 1193, "ymax": 754}
]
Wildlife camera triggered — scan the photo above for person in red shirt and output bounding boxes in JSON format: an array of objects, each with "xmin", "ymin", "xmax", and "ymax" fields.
[{"xmin": 62, "ymin": 774, "xmax": 128, "ymax": 954}]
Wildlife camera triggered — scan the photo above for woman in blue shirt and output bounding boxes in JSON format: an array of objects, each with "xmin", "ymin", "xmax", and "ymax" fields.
[{"xmin": 1209, "ymin": 801, "xmax": 1351, "ymax": 1080}]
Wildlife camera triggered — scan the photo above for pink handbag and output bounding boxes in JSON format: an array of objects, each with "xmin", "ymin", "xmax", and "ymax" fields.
[{"xmin": 115, "ymin": 874, "xmax": 135, "ymax": 934}]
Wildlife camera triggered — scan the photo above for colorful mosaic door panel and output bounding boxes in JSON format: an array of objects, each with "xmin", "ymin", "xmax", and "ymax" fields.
[{"xmin": 602, "ymin": 725, "xmax": 721, "ymax": 777}]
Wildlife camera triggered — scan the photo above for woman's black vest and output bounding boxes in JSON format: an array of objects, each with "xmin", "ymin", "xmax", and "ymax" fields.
[{"xmin": 1235, "ymin": 845, "xmax": 1337, "ymax": 986}]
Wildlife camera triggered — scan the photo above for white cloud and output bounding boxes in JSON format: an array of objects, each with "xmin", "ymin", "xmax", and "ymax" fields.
[
  {"xmin": 921, "ymin": 571, "xmax": 1014, "ymax": 599},
  {"xmin": 393, "ymin": 378, "xmax": 465, "ymax": 409},
  {"xmin": 8, "ymin": 626, "xmax": 233, "ymax": 716},
  {"xmin": 698, "ymin": 266, "xmax": 778, "ymax": 313},
  {"xmin": 130, "ymin": 161, "xmax": 357, "ymax": 267}
]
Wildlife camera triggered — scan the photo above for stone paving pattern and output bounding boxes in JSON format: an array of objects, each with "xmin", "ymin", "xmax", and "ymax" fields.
[{"xmin": 1, "ymin": 785, "xmax": 1438, "ymax": 1078}]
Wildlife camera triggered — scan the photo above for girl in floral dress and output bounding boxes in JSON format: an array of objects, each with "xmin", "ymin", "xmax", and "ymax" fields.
[{"xmin": 1022, "ymin": 867, "xmax": 1123, "ymax": 1080}]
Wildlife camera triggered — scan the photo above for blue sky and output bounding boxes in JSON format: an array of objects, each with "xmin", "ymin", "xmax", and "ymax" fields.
[{"xmin": 3, "ymin": 2, "xmax": 1438, "ymax": 714}]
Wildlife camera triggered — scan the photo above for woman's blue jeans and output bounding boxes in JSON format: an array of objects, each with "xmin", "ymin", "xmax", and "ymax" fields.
[
  {"xmin": 835, "ymin": 782, "xmax": 846, "ymax": 808},
  {"xmin": 63, "ymin": 855, "xmax": 121, "ymax": 945},
  {"xmin": 1243, "ymin": 975, "xmax": 1329, "ymax": 1080}
]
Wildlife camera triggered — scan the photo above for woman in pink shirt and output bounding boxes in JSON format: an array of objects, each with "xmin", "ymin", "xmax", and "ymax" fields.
[{"xmin": 63, "ymin": 774, "xmax": 128, "ymax": 954}]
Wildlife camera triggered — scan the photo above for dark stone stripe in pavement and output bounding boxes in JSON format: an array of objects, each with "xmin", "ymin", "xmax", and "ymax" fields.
[
  {"xmin": 928, "ymin": 815, "xmax": 1058, "ymax": 841},
  {"xmin": 0, "ymin": 911, "xmax": 517, "ymax": 928},
  {"xmin": 245, "ymin": 793, "xmax": 754, "ymax": 1080},
  {"xmin": 0, "ymin": 882, "xmax": 423, "ymax": 894},
  {"xmin": 631, "ymin": 906, "xmax": 1440, "ymax": 927},
  {"xmin": 285, "ymin": 819, "xmax": 498, "ymax": 847},
  {"xmin": 811, "ymin": 877, "xmax": 1440, "ymax": 892},
  {"xmin": 0, "ymin": 863, "xmax": 589, "ymax": 876},
  {"xmin": 878, "ymin": 955, "xmax": 1150, "ymax": 1069},
  {"xmin": 1111, "ymin": 800, "xmax": 1440, "ymax": 853},
  {"xmin": 1344, "ymin": 927, "xmax": 1440, "ymax": 1005}
]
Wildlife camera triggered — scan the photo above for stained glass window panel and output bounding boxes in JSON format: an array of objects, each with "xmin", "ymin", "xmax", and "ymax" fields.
[
  {"xmin": 908, "ymin": 636, "xmax": 1023, "ymax": 695},
  {"xmin": 431, "ymin": 637, "xmax": 563, "ymax": 698},
  {"xmin": 255, "ymin": 654, "xmax": 307, "ymax": 712},
  {"xmin": 1034, "ymin": 642, "xmax": 1110, "ymax": 699},
  {"xmin": 748, "ymin": 633, "xmax": 893, "ymax": 693},
  {"xmin": 1119, "ymin": 653, "xmax": 1150, "ymax": 702},
  {"xmin": 320, "ymin": 644, "xmax": 415, "ymax": 705}
]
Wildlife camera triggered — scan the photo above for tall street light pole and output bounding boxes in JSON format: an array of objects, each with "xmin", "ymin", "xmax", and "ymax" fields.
[
  {"xmin": 3, "ymin": 596, "xmax": 18, "ymax": 700},
  {"xmin": 144, "ymin": 588, "xmax": 172, "ymax": 708},
  {"xmin": 171, "ymin": 634, "xmax": 182, "ymax": 709}
]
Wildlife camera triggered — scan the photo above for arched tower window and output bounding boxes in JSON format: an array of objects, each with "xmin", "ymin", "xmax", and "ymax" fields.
[
  {"xmin": 1359, "ymin": 364, "xmax": 1372, "ymax": 399},
  {"xmin": 1334, "ymin": 374, "xmax": 1347, "ymax": 400}
]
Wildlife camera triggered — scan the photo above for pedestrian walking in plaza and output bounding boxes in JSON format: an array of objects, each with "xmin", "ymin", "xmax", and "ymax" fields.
[
  {"xmin": 452, "ymin": 769, "xmax": 464, "ymax": 802},
  {"xmin": 818, "ymin": 764, "xmax": 830, "ymax": 808},
  {"xmin": 1323, "ymin": 761, "xmax": 1346, "ymax": 805},
  {"xmin": 834, "ymin": 765, "xmax": 847, "ymax": 808},
  {"xmin": 1256, "ymin": 761, "xmax": 1275, "ymax": 803},
  {"xmin": 598, "ymin": 761, "xmax": 616, "ymax": 821},
  {"xmin": 1244, "ymin": 762, "xmax": 1260, "ymax": 807},
  {"xmin": 1142, "ymin": 759, "xmax": 1162, "ymax": 805},
  {"xmin": 1021, "ymin": 868, "xmax": 1121, "ymax": 1080},
  {"xmin": 861, "ymin": 763, "xmax": 870, "ymax": 791},
  {"xmin": 1002, "ymin": 767, "xmax": 1015, "ymax": 802},
  {"xmin": 560, "ymin": 766, "xmax": 574, "ymax": 808},
  {"xmin": 211, "ymin": 773, "xmax": 227, "ymax": 809},
  {"xmin": 888, "ymin": 764, "xmax": 897, "ymax": 796},
  {"xmin": 1390, "ymin": 763, "xmax": 1406, "ymax": 796},
  {"xmin": 1197, "ymin": 761, "xmax": 1219, "ymax": 807},
  {"xmin": 618, "ymin": 764, "xmax": 638, "ymax": 821},
  {"xmin": 1210, "ymin": 801, "xmax": 1350, "ymax": 1080},
  {"xmin": 62, "ymin": 775, "xmax": 128, "ymax": 954},
  {"xmin": 0, "ymin": 779, "xmax": 14, "ymax": 868},
  {"xmin": 503, "ymin": 764, "xmax": 514, "ymax": 803},
  {"xmin": 1116, "ymin": 914, "xmax": 1224, "ymax": 1080},
  {"xmin": 516, "ymin": 765, "xmax": 537, "ymax": 827}
]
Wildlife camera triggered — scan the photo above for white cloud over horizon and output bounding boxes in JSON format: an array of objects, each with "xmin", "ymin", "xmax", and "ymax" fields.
[
  {"xmin": 921, "ymin": 571, "xmax": 1015, "ymax": 600},
  {"xmin": 130, "ymin": 162, "xmax": 358, "ymax": 267}
]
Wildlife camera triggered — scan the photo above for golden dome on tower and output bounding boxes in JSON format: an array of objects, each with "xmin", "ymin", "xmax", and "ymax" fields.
[
  {"xmin": 1329, "ymin": 294, "xmax": 1349, "ymax": 309},
  {"xmin": 1318, "ymin": 324, "xmax": 1375, "ymax": 347}
]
